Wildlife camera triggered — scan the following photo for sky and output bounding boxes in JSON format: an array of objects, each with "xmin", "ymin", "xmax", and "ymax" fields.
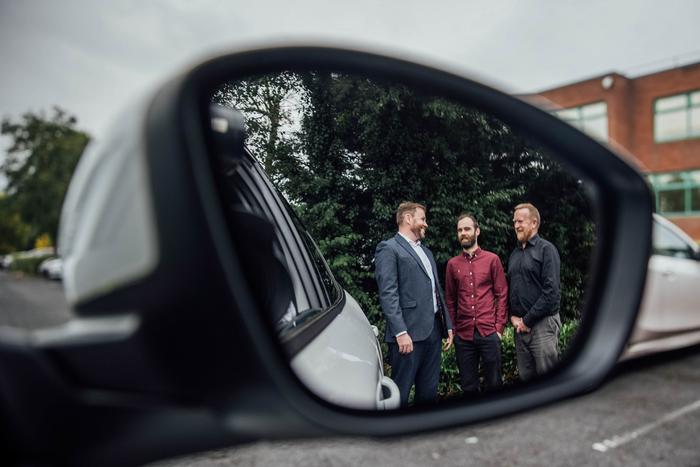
[{"xmin": 1, "ymin": 0, "xmax": 700, "ymax": 179}]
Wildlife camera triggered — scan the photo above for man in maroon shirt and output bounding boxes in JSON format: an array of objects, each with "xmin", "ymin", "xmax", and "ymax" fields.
[{"xmin": 445, "ymin": 213, "xmax": 509, "ymax": 393}]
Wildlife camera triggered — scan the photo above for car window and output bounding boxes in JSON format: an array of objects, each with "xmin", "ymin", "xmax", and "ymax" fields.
[
  {"xmin": 228, "ymin": 153, "xmax": 344, "ymax": 347},
  {"xmin": 246, "ymin": 158, "xmax": 337, "ymax": 310},
  {"xmin": 653, "ymin": 220, "xmax": 694, "ymax": 258},
  {"xmin": 303, "ymin": 229, "xmax": 341, "ymax": 305},
  {"xmin": 285, "ymin": 204, "xmax": 342, "ymax": 308},
  {"xmin": 224, "ymin": 159, "xmax": 310, "ymax": 315}
]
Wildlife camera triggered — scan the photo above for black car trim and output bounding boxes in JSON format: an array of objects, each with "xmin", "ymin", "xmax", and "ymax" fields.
[
  {"xmin": 280, "ymin": 286, "xmax": 346, "ymax": 357},
  {"xmin": 232, "ymin": 150, "xmax": 347, "ymax": 356},
  {"xmin": 248, "ymin": 155, "xmax": 330, "ymax": 307}
]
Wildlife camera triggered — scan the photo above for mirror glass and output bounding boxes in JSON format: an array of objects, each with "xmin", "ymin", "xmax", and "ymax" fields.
[{"xmin": 208, "ymin": 70, "xmax": 597, "ymax": 410}]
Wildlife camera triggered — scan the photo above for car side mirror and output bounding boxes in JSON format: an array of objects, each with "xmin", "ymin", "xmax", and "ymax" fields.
[{"xmin": 0, "ymin": 46, "xmax": 653, "ymax": 466}]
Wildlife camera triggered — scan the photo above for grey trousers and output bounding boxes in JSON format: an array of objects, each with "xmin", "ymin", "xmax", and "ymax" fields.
[{"xmin": 514, "ymin": 313, "xmax": 561, "ymax": 382}]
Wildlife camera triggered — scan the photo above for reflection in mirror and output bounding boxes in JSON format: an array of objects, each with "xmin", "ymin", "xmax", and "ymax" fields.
[{"xmin": 209, "ymin": 71, "xmax": 597, "ymax": 411}]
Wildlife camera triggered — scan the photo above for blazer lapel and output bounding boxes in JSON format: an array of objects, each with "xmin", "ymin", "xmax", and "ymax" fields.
[
  {"xmin": 425, "ymin": 247, "xmax": 440, "ymax": 281},
  {"xmin": 394, "ymin": 233, "xmax": 430, "ymax": 278}
]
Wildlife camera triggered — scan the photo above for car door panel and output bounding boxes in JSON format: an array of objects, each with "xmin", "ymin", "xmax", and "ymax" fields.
[{"xmin": 290, "ymin": 291, "xmax": 399, "ymax": 410}]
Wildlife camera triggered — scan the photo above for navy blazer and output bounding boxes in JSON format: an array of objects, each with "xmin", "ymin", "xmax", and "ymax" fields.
[{"xmin": 374, "ymin": 233, "xmax": 452, "ymax": 343}]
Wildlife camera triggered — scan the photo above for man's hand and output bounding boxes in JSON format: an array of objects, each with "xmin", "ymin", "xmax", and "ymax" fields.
[
  {"xmin": 443, "ymin": 329, "xmax": 454, "ymax": 351},
  {"xmin": 511, "ymin": 316, "xmax": 531, "ymax": 334},
  {"xmin": 397, "ymin": 333, "xmax": 414, "ymax": 354},
  {"xmin": 497, "ymin": 332, "xmax": 502, "ymax": 340}
]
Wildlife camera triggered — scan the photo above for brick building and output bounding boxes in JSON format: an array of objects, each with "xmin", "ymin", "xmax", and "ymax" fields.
[{"xmin": 532, "ymin": 62, "xmax": 700, "ymax": 241}]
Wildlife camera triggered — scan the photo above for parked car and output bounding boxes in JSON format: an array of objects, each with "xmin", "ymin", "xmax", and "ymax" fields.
[
  {"xmin": 0, "ymin": 248, "xmax": 55, "ymax": 271},
  {"xmin": 622, "ymin": 214, "xmax": 700, "ymax": 359},
  {"xmin": 1, "ymin": 254, "xmax": 13, "ymax": 269},
  {"xmin": 209, "ymin": 106, "xmax": 400, "ymax": 410},
  {"xmin": 37, "ymin": 257, "xmax": 63, "ymax": 280}
]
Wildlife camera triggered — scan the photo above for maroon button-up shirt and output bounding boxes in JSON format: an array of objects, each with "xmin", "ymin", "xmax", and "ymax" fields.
[{"xmin": 445, "ymin": 248, "xmax": 509, "ymax": 341}]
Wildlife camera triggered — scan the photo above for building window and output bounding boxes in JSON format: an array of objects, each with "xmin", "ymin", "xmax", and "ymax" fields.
[
  {"xmin": 553, "ymin": 101, "xmax": 608, "ymax": 141},
  {"xmin": 654, "ymin": 89, "xmax": 700, "ymax": 142},
  {"xmin": 648, "ymin": 169, "xmax": 700, "ymax": 215}
]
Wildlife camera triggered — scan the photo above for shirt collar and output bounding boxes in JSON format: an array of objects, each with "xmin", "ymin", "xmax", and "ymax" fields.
[
  {"xmin": 524, "ymin": 234, "xmax": 540, "ymax": 248},
  {"xmin": 398, "ymin": 231, "xmax": 420, "ymax": 246},
  {"xmin": 462, "ymin": 247, "xmax": 481, "ymax": 258}
]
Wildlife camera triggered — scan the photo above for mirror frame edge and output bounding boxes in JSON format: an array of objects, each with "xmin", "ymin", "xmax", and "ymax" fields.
[{"xmin": 165, "ymin": 45, "xmax": 653, "ymax": 437}]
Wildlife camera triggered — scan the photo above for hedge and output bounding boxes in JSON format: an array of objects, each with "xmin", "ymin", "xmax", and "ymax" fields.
[
  {"xmin": 436, "ymin": 318, "xmax": 581, "ymax": 399},
  {"xmin": 8, "ymin": 254, "xmax": 55, "ymax": 276}
]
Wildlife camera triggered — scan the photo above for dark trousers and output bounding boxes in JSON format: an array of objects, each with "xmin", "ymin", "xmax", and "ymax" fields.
[
  {"xmin": 454, "ymin": 329, "xmax": 502, "ymax": 393},
  {"xmin": 515, "ymin": 313, "xmax": 561, "ymax": 382},
  {"xmin": 388, "ymin": 316, "xmax": 441, "ymax": 407}
]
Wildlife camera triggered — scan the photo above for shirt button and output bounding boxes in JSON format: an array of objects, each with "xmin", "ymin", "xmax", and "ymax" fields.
[
  {"xmin": 471, "ymin": 295, "xmax": 474, "ymax": 298},
  {"xmin": 472, "ymin": 306, "xmax": 475, "ymax": 309},
  {"xmin": 470, "ymin": 272, "xmax": 472, "ymax": 275}
]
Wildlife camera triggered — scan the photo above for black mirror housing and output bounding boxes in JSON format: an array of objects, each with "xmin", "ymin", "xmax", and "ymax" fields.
[
  {"xmin": 0, "ymin": 46, "xmax": 653, "ymax": 466},
  {"xmin": 210, "ymin": 103, "xmax": 247, "ymax": 162},
  {"xmin": 137, "ymin": 45, "xmax": 652, "ymax": 436}
]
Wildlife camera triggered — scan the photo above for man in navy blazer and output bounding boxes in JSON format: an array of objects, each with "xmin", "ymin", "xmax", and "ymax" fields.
[{"xmin": 375, "ymin": 201, "xmax": 454, "ymax": 406}]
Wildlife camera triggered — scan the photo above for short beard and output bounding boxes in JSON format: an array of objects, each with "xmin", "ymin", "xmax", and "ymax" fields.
[{"xmin": 460, "ymin": 237, "xmax": 476, "ymax": 251}]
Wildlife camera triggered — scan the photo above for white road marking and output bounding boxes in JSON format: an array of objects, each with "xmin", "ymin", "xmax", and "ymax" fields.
[
  {"xmin": 464, "ymin": 437, "xmax": 479, "ymax": 444},
  {"xmin": 592, "ymin": 398, "xmax": 700, "ymax": 452}
]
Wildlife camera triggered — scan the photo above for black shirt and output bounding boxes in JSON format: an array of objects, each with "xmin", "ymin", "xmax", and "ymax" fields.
[{"xmin": 507, "ymin": 234, "xmax": 561, "ymax": 328}]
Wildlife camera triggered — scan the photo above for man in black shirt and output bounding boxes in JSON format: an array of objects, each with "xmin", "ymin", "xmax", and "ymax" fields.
[{"xmin": 508, "ymin": 203, "xmax": 561, "ymax": 381}]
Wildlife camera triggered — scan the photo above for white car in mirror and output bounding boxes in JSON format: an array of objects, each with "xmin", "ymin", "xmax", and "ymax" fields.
[{"xmin": 623, "ymin": 214, "xmax": 700, "ymax": 359}]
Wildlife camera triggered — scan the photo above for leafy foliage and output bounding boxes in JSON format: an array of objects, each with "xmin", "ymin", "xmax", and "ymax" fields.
[
  {"xmin": 9, "ymin": 253, "xmax": 54, "ymax": 276},
  {"xmin": 215, "ymin": 72, "xmax": 595, "ymax": 398},
  {"xmin": 500, "ymin": 326, "xmax": 519, "ymax": 386},
  {"xmin": 433, "ymin": 319, "xmax": 582, "ymax": 398},
  {"xmin": 463, "ymin": 319, "xmax": 580, "ymax": 392},
  {"xmin": 212, "ymin": 72, "xmax": 302, "ymax": 180},
  {"xmin": 0, "ymin": 108, "xmax": 90, "ymax": 251},
  {"xmin": 0, "ymin": 195, "xmax": 32, "ymax": 254}
]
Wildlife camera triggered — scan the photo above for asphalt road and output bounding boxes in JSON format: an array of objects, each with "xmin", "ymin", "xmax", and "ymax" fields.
[
  {"xmin": 152, "ymin": 347, "xmax": 700, "ymax": 467},
  {"xmin": 0, "ymin": 269, "xmax": 72, "ymax": 329},
  {"xmin": 1, "ymin": 272, "xmax": 698, "ymax": 466},
  {"xmin": 153, "ymin": 349, "xmax": 700, "ymax": 466}
]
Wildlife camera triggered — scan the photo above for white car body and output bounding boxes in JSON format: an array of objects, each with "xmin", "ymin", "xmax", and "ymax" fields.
[
  {"xmin": 291, "ymin": 291, "xmax": 400, "ymax": 410},
  {"xmin": 38, "ymin": 257, "xmax": 63, "ymax": 280},
  {"xmin": 1, "ymin": 255, "xmax": 12, "ymax": 269},
  {"xmin": 622, "ymin": 214, "xmax": 700, "ymax": 359},
  {"xmin": 58, "ymin": 100, "xmax": 399, "ymax": 411}
]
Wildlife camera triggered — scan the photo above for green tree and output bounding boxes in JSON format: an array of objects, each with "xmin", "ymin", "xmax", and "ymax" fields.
[
  {"xmin": 1, "ymin": 108, "xmax": 90, "ymax": 248},
  {"xmin": 0, "ymin": 194, "xmax": 31, "ymax": 253},
  {"xmin": 212, "ymin": 72, "xmax": 302, "ymax": 181},
  {"xmin": 216, "ymin": 72, "xmax": 595, "ymax": 397},
  {"xmin": 277, "ymin": 73, "xmax": 593, "ymax": 322}
]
